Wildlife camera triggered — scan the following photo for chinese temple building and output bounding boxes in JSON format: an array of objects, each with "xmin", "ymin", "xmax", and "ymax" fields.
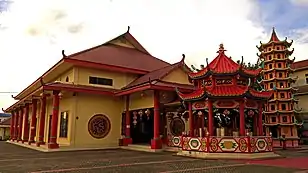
[
  {"xmin": 3, "ymin": 27, "xmax": 195, "ymax": 152},
  {"xmin": 173, "ymin": 44, "xmax": 277, "ymax": 158},
  {"xmin": 257, "ymin": 28, "xmax": 302, "ymax": 148}
]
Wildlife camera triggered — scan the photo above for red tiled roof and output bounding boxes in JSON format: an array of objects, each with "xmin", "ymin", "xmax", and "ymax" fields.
[
  {"xmin": 188, "ymin": 44, "xmax": 260, "ymax": 79},
  {"xmin": 291, "ymin": 59, "xmax": 308, "ymax": 70},
  {"xmin": 0, "ymin": 117, "xmax": 11, "ymax": 126},
  {"xmin": 153, "ymin": 81, "xmax": 194, "ymax": 90},
  {"xmin": 269, "ymin": 27, "xmax": 280, "ymax": 42},
  {"xmin": 123, "ymin": 60, "xmax": 189, "ymax": 89},
  {"xmin": 206, "ymin": 85, "xmax": 247, "ymax": 96},
  {"xmin": 65, "ymin": 31, "xmax": 170, "ymax": 72},
  {"xmin": 177, "ymin": 85, "xmax": 272, "ymax": 101}
]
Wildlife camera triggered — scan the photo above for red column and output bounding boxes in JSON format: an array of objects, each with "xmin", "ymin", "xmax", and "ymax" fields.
[
  {"xmin": 10, "ymin": 111, "xmax": 15, "ymax": 140},
  {"xmin": 123, "ymin": 95, "xmax": 132, "ymax": 146},
  {"xmin": 17, "ymin": 107, "xmax": 24, "ymax": 142},
  {"xmin": 188, "ymin": 102, "xmax": 194, "ymax": 137},
  {"xmin": 36, "ymin": 94, "xmax": 47, "ymax": 146},
  {"xmin": 22, "ymin": 103, "xmax": 30, "ymax": 143},
  {"xmin": 28, "ymin": 99, "xmax": 37, "ymax": 144},
  {"xmin": 239, "ymin": 101, "xmax": 245, "ymax": 136},
  {"xmin": 151, "ymin": 90, "xmax": 162, "ymax": 149},
  {"xmin": 13, "ymin": 108, "xmax": 19, "ymax": 141},
  {"xmin": 258, "ymin": 103, "xmax": 263, "ymax": 136},
  {"xmin": 48, "ymin": 91, "xmax": 60, "ymax": 149},
  {"xmin": 208, "ymin": 100, "xmax": 213, "ymax": 136}
]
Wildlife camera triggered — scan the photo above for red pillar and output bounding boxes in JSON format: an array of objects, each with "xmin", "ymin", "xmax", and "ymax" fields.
[
  {"xmin": 258, "ymin": 103, "xmax": 263, "ymax": 136},
  {"xmin": 151, "ymin": 90, "xmax": 162, "ymax": 149},
  {"xmin": 17, "ymin": 107, "xmax": 24, "ymax": 142},
  {"xmin": 123, "ymin": 95, "xmax": 132, "ymax": 146},
  {"xmin": 22, "ymin": 103, "xmax": 30, "ymax": 143},
  {"xmin": 10, "ymin": 111, "xmax": 15, "ymax": 140},
  {"xmin": 239, "ymin": 100, "xmax": 245, "ymax": 136},
  {"xmin": 28, "ymin": 99, "xmax": 37, "ymax": 144},
  {"xmin": 208, "ymin": 100, "xmax": 213, "ymax": 136},
  {"xmin": 36, "ymin": 94, "xmax": 47, "ymax": 146},
  {"xmin": 188, "ymin": 102, "xmax": 194, "ymax": 137},
  {"xmin": 48, "ymin": 91, "xmax": 60, "ymax": 149},
  {"xmin": 13, "ymin": 108, "xmax": 19, "ymax": 141}
]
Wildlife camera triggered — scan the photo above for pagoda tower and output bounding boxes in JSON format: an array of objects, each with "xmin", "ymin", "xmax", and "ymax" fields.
[{"xmin": 257, "ymin": 28, "xmax": 301, "ymax": 148}]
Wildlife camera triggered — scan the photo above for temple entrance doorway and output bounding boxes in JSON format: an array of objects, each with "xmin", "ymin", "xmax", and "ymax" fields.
[{"xmin": 130, "ymin": 109, "xmax": 154, "ymax": 144}]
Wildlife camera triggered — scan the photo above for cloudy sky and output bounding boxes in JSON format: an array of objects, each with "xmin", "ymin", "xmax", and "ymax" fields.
[{"xmin": 0, "ymin": 0, "xmax": 308, "ymax": 111}]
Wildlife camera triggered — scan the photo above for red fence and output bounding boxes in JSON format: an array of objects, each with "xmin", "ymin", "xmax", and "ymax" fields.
[{"xmin": 168, "ymin": 135, "xmax": 273, "ymax": 153}]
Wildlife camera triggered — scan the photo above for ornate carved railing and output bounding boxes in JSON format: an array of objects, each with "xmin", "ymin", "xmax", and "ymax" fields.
[
  {"xmin": 167, "ymin": 135, "xmax": 182, "ymax": 148},
  {"xmin": 181, "ymin": 136, "xmax": 273, "ymax": 153}
]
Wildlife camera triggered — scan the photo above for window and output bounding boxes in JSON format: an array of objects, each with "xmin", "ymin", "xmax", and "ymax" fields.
[
  {"xmin": 282, "ymin": 116, "xmax": 287, "ymax": 122},
  {"xmin": 65, "ymin": 76, "xmax": 69, "ymax": 82},
  {"xmin": 292, "ymin": 116, "xmax": 295, "ymax": 123},
  {"xmin": 269, "ymin": 74, "xmax": 273, "ymax": 78},
  {"xmin": 278, "ymin": 73, "xmax": 283, "ymax": 78},
  {"xmin": 269, "ymin": 64, "xmax": 273, "ymax": 69},
  {"xmin": 278, "ymin": 63, "xmax": 282, "ymax": 68},
  {"xmin": 268, "ymin": 48, "xmax": 272, "ymax": 51},
  {"xmin": 290, "ymin": 104, "xmax": 293, "ymax": 110},
  {"xmin": 305, "ymin": 74, "xmax": 308, "ymax": 84},
  {"xmin": 279, "ymin": 82, "xmax": 284, "ymax": 88},
  {"xmin": 280, "ymin": 93, "xmax": 285, "ymax": 98},
  {"xmin": 270, "ymin": 83, "xmax": 274, "ymax": 88},
  {"xmin": 89, "ymin": 77, "xmax": 113, "ymax": 86},
  {"xmin": 270, "ymin": 105, "xmax": 275, "ymax": 111},
  {"xmin": 277, "ymin": 54, "xmax": 281, "ymax": 59},
  {"xmin": 276, "ymin": 47, "xmax": 280, "ymax": 50},
  {"xmin": 271, "ymin": 117, "xmax": 276, "ymax": 123},
  {"xmin": 281, "ymin": 104, "xmax": 286, "ymax": 110},
  {"xmin": 59, "ymin": 111, "xmax": 69, "ymax": 138}
]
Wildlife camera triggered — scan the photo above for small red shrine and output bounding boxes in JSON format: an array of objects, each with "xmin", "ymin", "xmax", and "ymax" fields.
[{"xmin": 173, "ymin": 44, "xmax": 276, "ymax": 157}]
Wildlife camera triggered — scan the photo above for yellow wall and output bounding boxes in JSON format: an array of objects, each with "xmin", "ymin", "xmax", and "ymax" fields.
[
  {"xmin": 75, "ymin": 67, "xmax": 138, "ymax": 89},
  {"xmin": 129, "ymin": 90, "xmax": 154, "ymax": 110},
  {"xmin": 73, "ymin": 93, "xmax": 124, "ymax": 148},
  {"xmin": 56, "ymin": 68, "xmax": 74, "ymax": 83},
  {"xmin": 161, "ymin": 68, "xmax": 191, "ymax": 85},
  {"xmin": 295, "ymin": 95, "xmax": 308, "ymax": 113},
  {"xmin": 43, "ymin": 96, "xmax": 74, "ymax": 145},
  {"xmin": 292, "ymin": 70, "xmax": 307, "ymax": 86},
  {"xmin": 109, "ymin": 38, "xmax": 135, "ymax": 49},
  {"xmin": 0, "ymin": 127, "xmax": 10, "ymax": 139}
]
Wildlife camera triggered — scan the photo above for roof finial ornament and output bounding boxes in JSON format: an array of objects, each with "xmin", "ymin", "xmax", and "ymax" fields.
[
  {"xmin": 206, "ymin": 58, "xmax": 209, "ymax": 69},
  {"xmin": 181, "ymin": 54, "xmax": 185, "ymax": 62},
  {"xmin": 127, "ymin": 26, "xmax": 130, "ymax": 33},
  {"xmin": 217, "ymin": 43, "xmax": 226, "ymax": 53},
  {"xmin": 62, "ymin": 50, "xmax": 66, "ymax": 58},
  {"xmin": 1, "ymin": 108, "xmax": 5, "ymax": 112}
]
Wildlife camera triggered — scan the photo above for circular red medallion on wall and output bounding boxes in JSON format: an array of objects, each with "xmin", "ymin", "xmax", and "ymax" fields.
[{"xmin": 88, "ymin": 114, "xmax": 111, "ymax": 139}]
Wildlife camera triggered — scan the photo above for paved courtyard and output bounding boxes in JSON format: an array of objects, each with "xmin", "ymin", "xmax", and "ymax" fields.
[{"xmin": 0, "ymin": 142, "xmax": 307, "ymax": 173}]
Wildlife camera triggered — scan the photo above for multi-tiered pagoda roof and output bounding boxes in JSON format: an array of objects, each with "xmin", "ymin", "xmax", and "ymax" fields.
[{"xmin": 176, "ymin": 44, "xmax": 273, "ymax": 101}]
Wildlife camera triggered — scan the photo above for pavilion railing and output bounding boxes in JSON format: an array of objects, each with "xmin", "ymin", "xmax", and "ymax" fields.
[{"xmin": 180, "ymin": 136, "xmax": 273, "ymax": 153}]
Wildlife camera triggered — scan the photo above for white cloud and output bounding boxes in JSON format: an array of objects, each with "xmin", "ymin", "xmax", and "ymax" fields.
[
  {"xmin": 0, "ymin": 0, "xmax": 307, "ymax": 111},
  {"xmin": 290, "ymin": 0, "xmax": 308, "ymax": 6}
]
